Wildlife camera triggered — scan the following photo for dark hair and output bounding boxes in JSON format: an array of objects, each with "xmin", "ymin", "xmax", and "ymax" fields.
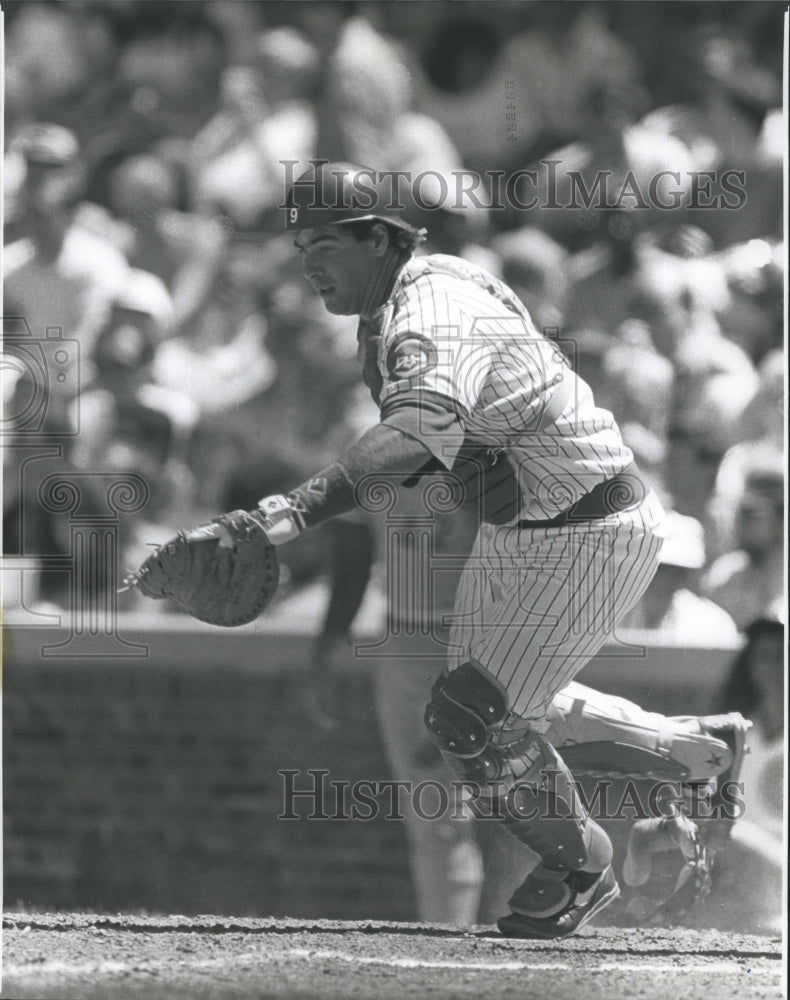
[{"xmin": 720, "ymin": 617, "xmax": 785, "ymax": 716}]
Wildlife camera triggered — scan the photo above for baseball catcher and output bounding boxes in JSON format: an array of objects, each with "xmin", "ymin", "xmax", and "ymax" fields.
[{"xmin": 129, "ymin": 162, "xmax": 750, "ymax": 937}]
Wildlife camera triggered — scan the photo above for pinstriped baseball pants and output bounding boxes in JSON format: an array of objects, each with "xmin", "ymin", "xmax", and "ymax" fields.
[{"xmin": 447, "ymin": 491, "xmax": 666, "ymax": 723}]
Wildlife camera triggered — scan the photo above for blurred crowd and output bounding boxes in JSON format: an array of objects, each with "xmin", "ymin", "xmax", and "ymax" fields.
[
  {"xmin": 3, "ymin": 0, "xmax": 785, "ymax": 643},
  {"xmin": 2, "ymin": 1, "xmax": 785, "ymax": 936}
]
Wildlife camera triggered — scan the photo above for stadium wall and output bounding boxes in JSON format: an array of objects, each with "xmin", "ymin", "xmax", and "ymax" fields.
[{"xmin": 2, "ymin": 618, "xmax": 738, "ymax": 918}]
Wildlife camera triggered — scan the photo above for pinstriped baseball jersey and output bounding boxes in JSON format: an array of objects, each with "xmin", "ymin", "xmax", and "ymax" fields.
[
  {"xmin": 373, "ymin": 254, "xmax": 634, "ymax": 521},
  {"xmin": 368, "ymin": 252, "xmax": 666, "ymax": 729}
]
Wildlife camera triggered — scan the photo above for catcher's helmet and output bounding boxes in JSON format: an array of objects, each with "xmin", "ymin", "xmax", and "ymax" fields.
[{"xmin": 284, "ymin": 161, "xmax": 416, "ymax": 233}]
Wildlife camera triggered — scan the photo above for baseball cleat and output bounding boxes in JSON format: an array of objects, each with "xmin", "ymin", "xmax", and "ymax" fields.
[
  {"xmin": 695, "ymin": 713, "xmax": 751, "ymax": 791},
  {"xmin": 694, "ymin": 713, "xmax": 752, "ymax": 852},
  {"xmin": 497, "ymin": 865, "xmax": 620, "ymax": 939}
]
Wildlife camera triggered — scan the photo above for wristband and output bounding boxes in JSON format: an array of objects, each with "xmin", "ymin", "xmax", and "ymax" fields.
[
  {"xmin": 256, "ymin": 495, "xmax": 305, "ymax": 546},
  {"xmin": 286, "ymin": 462, "xmax": 356, "ymax": 527}
]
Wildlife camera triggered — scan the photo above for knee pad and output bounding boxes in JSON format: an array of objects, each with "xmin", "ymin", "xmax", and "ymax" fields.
[
  {"xmin": 424, "ymin": 663, "xmax": 606, "ymax": 873},
  {"xmin": 424, "ymin": 661, "xmax": 528, "ymax": 783}
]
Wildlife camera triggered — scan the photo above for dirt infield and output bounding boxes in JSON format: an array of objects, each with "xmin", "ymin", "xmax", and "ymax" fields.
[{"xmin": 1, "ymin": 913, "xmax": 784, "ymax": 1000}]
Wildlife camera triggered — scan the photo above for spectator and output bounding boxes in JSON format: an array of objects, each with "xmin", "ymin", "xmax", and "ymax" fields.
[
  {"xmin": 721, "ymin": 617, "xmax": 784, "ymax": 751},
  {"xmin": 2, "ymin": 295, "xmax": 182, "ymax": 612},
  {"xmin": 708, "ymin": 348, "xmax": 784, "ymax": 556},
  {"xmin": 600, "ymin": 319, "xmax": 674, "ymax": 495},
  {"xmin": 184, "ymin": 425, "xmax": 248, "ymax": 515},
  {"xmin": 560, "ymin": 237, "xmax": 636, "ymax": 337},
  {"xmin": 201, "ymin": 1, "xmax": 266, "ymax": 66},
  {"xmin": 107, "ymin": 153, "xmax": 226, "ymax": 332},
  {"xmin": 249, "ymin": 262, "xmax": 361, "ymax": 471},
  {"xmin": 325, "ymin": 17, "xmax": 460, "ymax": 179},
  {"xmin": 715, "ymin": 239, "xmax": 784, "ymax": 365},
  {"xmin": 71, "ymin": 282, "xmax": 206, "ymax": 613},
  {"xmin": 3, "ymin": 2, "xmax": 118, "ymax": 141},
  {"xmin": 622, "ymin": 511, "xmax": 739, "ymax": 643},
  {"xmin": 414, "ymin": 5, "xmax": 640, "ymax": 172},
  {"xmin": 1, "ymin": 397, "xmax": 75, "ymax": 607},
  {"xmin": 3, "ymin": 123, "xmax": 131, "ymax": 425},
  {"xmin": 640, "ymin": 25, "xmax": 781, "ymax": 246},
  {"xmin": 520, "ymin": 79, "xmax": 694, "ymax": 252},
  {"xmin": 114, "ymin": 8, "xmax": 227, "ymax": 140},
  {"xmin": 71, "ymin": 275, "xmax": 198, "ymax": 506},
  {"xmin": 152, "ymin": 254, "xmax": 277, "ymax": 419},
  {"xmin": 561, "ymin": 327, "xmax": 612, "ymax": 402},
  {"xmin": 665, "ymin": 327, "xmax": 758, "ymax": 520},
  {"xmin": 634, "ymin": 227, "xmax": 730, "ymax": 334},
  {"xmin": 629, "ymin": 230, "xmax": 727, "ymax": 361},
  {"xmin": 190, "ymin": 30, "xmax": 319, "ymax": 227},
  {"xmin": 489, "ymin": 227, "xmax": 569, "ymax": 331},
  {"xmin": 641, "ymin": 25, "xmax": 774, "ymax": 172},
  {"xmin": 700, "ymin": 617, "xmax": 784, "ymax": 932},
  {"xmin": 314, "ymin": 12, "xmax": 484, "ymax": 253},
  {"xmin": 701, "ymin": 464, "xmax": 785, "ymax": 630}
]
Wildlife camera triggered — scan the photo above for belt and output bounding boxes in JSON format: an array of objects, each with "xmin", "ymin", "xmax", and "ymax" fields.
[{"xmin": 517, "ymin": 463, "xmax": 646, "ymax": 529}]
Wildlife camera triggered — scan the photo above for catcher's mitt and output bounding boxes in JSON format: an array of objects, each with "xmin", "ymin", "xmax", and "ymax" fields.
[{"xmin": 124, "ymin": 510, "xmax": 279, "ymax": 627}]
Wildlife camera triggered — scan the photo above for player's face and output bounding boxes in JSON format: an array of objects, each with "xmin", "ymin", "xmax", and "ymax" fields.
[{"xmin": 294, "ymin": 227, "xmax": 379, "ymax": 315}]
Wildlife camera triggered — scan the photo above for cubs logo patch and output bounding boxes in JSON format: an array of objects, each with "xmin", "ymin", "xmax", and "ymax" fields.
[{"xmin": 386, "ymin": 333, "xmax": 438, "ymax": 380}]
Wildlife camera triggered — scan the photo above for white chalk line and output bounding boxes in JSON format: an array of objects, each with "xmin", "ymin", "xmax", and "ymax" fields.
[{"xmin": 2, "ymin": 949, "xmax": 781, "ymax": 979}]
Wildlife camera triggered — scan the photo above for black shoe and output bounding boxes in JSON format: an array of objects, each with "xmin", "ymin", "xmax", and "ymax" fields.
[
  {"xmin": 497, "ymin": 865, "xmax": 620, "ymax": 939},
  {"xmin": 696, "ymin": 713, "xmax": 750, "ymax": 805}
]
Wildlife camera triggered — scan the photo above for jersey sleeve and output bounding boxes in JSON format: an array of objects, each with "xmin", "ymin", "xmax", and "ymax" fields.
[{"xmin": 378, "ymin": 274, "xmax": 494, "ymax": 468}]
